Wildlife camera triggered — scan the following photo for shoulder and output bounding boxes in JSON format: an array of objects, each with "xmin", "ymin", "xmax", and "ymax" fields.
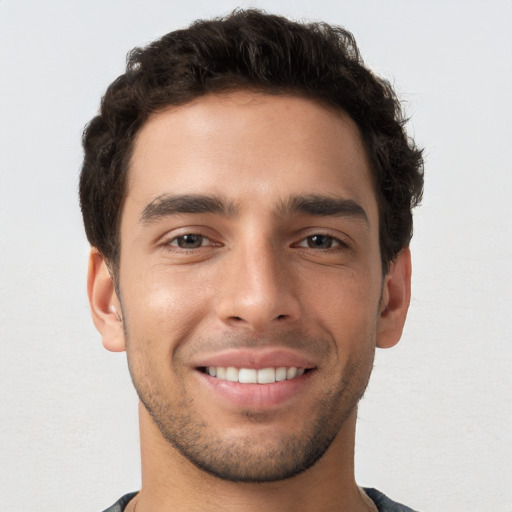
[
  {"xmin": 101, "ymin": 489, "xmax": 416, "ymax": 512},
  {"xmin": 101, "ymin": 492, "xmax": 138, "ymax": 512},
  {"xmin": 363, "ymin": 488, "xmax": 419, "ymax": 512}
]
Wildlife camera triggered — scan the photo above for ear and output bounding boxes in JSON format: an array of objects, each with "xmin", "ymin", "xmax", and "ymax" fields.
[
  {"xmin": 376, "ymin": 247, "xmax": 412, "ymax": 349},
  {"xmin": 87, "ymin": 248, "xmax": 126, "ymax": 352}
]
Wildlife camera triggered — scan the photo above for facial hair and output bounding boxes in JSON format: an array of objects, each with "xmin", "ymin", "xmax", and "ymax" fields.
[{"xmin": 124, "ymin": 325, "xmax": 375, "ymax": 483}]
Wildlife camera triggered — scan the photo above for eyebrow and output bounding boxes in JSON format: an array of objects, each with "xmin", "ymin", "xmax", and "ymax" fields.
[
  {"xmin": 278, "ymin": 194, "xmax": 369, "ymax": 226},
  {"xmin": 140, "ymin": 192, "xmax": 369, "ymax": 226},
  {"xmin": 140, "ymin": 194, "xmax": 237, "ymax": 224}
]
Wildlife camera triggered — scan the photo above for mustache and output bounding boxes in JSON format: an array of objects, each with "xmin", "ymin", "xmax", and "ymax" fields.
[{"xmin": 175, "ymin": 329, "xmax": 332, "ymax": 361}]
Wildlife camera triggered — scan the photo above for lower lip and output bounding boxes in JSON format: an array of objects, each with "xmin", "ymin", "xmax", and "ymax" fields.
[{"xmin": 195, "ymin": 370, "xmax": 313, "ymax": 409}]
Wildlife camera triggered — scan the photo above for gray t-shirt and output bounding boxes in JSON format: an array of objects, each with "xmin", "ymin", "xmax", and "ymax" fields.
[{"xmin": 102, "ymin": 489, "xmax": 418, "ymax": 511}]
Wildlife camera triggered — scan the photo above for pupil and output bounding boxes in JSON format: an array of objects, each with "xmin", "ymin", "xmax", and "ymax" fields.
[
  {"xmin": 309, "ymin": 235, "xmax": 331, "ymax": 249},
  {"xmin": 179, "ymin": 234, "xmax": 202, "ymax": 248}
]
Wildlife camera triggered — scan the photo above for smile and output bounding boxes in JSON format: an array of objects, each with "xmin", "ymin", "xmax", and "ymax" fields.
[{"xmin": 202, "ymin": 366, "xmax": 306, "ymax": 384}]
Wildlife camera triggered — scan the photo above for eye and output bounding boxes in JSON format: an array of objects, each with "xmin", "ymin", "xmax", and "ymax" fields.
[
  {"xmin": 169, "ymin": 234, "xmax": 211, "ymax": 249},
  {"xmin": 297, "ymin": 234, "xmax": 345, "ymax": 249}
]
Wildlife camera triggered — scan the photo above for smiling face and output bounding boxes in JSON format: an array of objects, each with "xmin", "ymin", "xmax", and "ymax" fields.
[{"xmin": 89, "ymin": 91, "xmax": 411, "ymax": 483}]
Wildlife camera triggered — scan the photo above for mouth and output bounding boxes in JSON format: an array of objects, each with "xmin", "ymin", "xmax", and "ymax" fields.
[
  {"xmin": 199, "ymin": 366, "xmax": 310, "ymax": 384},
  {"xmin": 192, "ymin": 349, "xmax": 318, "ymax": 408}
]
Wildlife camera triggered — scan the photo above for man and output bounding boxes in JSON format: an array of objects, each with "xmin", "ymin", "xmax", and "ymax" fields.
[{"xmin": 80, "ymin": 9, "xmax": 423, "ymax": 512}]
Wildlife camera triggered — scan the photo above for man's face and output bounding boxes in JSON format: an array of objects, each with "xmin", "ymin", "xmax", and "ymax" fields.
[{"xmin": 115, "ymin": 92, "xmax": 387, "ymax": 482}]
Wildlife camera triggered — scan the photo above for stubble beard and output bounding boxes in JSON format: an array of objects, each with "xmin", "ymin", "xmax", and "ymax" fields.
[{"xmin": 126, "ymin": 333, "xmax": 375, "ymax": 484}]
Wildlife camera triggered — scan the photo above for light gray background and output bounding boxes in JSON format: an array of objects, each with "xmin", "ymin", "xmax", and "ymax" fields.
[{"xmin": 1, "ymin": 1, "xmax": 511, "ymax": 511}]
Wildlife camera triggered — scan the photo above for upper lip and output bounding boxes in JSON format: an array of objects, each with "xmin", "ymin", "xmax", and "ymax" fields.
[{"xmin": 191, "ymin": 348, "xmax": 318, "ymax": 370}]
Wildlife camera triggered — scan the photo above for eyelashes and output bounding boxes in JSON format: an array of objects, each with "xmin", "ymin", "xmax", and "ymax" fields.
[
  {"xmin": 163, "ymin": 232, "xmax": 350, "ymax": 253},
  {"xmin": 167, "ymin": 234, "xmax": 213, "ymax": 249},
  {"xmin": 294, "ymin": 234, "xmax": 348, "ymax": 250}
]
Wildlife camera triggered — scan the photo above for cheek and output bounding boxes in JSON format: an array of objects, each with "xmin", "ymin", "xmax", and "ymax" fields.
[
  {"xmin": 303, "ymin": 268, "xmax": 381, "ymax": 345},
  {"xmin": 120, "ymin": 264, "xmax": 215, "ymax": 354}
]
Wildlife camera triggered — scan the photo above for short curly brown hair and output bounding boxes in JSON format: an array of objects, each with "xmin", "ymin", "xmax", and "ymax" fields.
[{"xmin": 80, "ymin": 9, "xmax": 423, "ymax": 274}]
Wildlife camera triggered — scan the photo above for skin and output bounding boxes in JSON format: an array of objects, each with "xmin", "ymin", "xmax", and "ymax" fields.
[{"xmin": 88, "ymin": 91, "xmax": 411, "ymax": 512}]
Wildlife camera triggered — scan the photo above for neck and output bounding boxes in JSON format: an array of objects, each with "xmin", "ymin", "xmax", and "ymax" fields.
[{"xmin": 133, "ymin": 403, "xmax": 373, "ymax": 512}]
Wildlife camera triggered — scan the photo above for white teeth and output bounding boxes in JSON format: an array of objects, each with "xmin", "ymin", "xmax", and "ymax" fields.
[
  {"xmin": 205, "ymin": 366, "xmax": 307, "ymax": 383},
  {"xmin": 258, "ymin": 367, "xmax": 276, "ymax": 384},
  {"xmin": 226, "ymin": 367, "xmax": 239, "ymax": 382},
  {"xmin": 286, "ymin": 367, "xmax": 297, "ymax": 379},
  {"xmin": 238, "ymin": 368, "xmax": 257, "ymax": 383},
  {"xmin": 275, "ymin": 367, "xmax": 287, "ymax": 381}
]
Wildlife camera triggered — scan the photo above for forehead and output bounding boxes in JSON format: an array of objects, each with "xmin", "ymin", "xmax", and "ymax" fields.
[{"xmin": 126, "ymin": 91, "xmax": 377, "ymax": 222}]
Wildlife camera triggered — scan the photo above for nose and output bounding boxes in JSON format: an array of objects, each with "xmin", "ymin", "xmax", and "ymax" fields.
[{"xmin": 215, "ymin": 240, "xmax": 301, "ymax": 332}]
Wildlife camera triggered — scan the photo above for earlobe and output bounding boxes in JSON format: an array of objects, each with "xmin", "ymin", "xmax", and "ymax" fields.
[
  {"xmin": 87, "ymin": 248, "xmax": 126, "ymax": 352},
  {"xmin": 376, "ymin": 247, "xmax": 412, "ymax": 349}
]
